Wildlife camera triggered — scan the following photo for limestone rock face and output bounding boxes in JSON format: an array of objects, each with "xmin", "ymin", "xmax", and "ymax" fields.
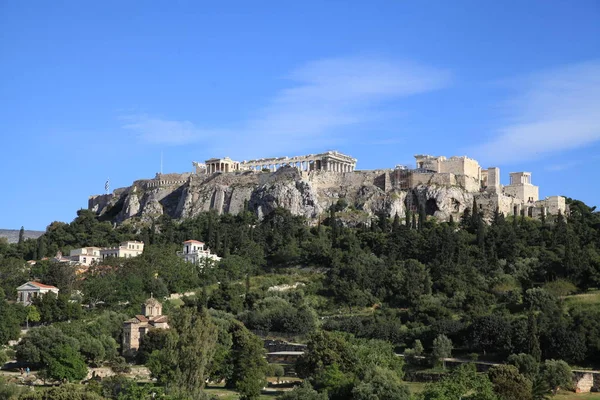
[
  {"xmin": 250, "ymin": 179, "xmax": 322, "ymax": 220},
  {"xmin": 119, "ymin": 188, "xmax": 141, "ymax": 221},
  {"xmin": 89, "ymin": 169, "xmax": 479, "ymax": 226},
  {"xmin": 413, "ymin": 185, "xmax": 474, "ymax": 221}
]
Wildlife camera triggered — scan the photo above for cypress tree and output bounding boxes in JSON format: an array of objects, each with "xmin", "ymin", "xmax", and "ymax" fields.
[
  {"xmin": 392, "ymin": 212, "xmax": 400, "ymax": 233},
  {"xmin": 528, "ymin": 313, "xmax": 542, "ymax": 362},
  {"xmin": 418, "ymin": 205, "xmax": 426, "ymax": 231},
  {"xmin": 37, "ymin": 237, "xmax": 47, "ymax": 259},
  {"xmin": 477, "ymin": 217, "xmax": 486, "ymax": 251},
  {"xmin": 18, "ymin": 226, "xmax": 25, "ymax": 245}
]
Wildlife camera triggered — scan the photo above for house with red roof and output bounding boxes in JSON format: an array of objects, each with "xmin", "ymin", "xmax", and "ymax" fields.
[{"xmin": 16, "ymin": 281, "xmax": 59, "ymax": 305}]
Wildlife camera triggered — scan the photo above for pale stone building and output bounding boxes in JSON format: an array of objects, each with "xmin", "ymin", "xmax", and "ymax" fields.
[
  {"xmin": 177, "ymin": 239, "xmax": 221, "ymax": 265},
  {"xmin": 100, "ymin": 241, "xmax": 145, "ymax": 260},
  {"xmin": 16, "ymin": 281, "xmax": 59, "ymax": 306},
  {"xmin": 535, "ymin": 196, "xmax": 567, "ymax": 215},
  {"xmin": 198, "ymin": 150, "xmax": 357, "ymax": 175},
  {"xmin": 204, "ymin": 157, "xmax": 241, "ymax": 173},
  {"xmin": 122, "ymin": 297, "xmax": 169, "ymax": 355},
  {"xmin": 503, "ymin": 172, "xmax": 539, "ymax": 203},
  {"xmin": 410, "ymin": 154, "xmax": 566, "ymax": 220},
  {"xmin": 69, "ymin": 247, "xmax": 102, "ymax": 266},
  {"xmin": 414, "ymin": 155, "xmax": 482, "ymax": 182},
  {"xmin": 481, "ymin": 167, "xmax": 501, "ymax": 193}
]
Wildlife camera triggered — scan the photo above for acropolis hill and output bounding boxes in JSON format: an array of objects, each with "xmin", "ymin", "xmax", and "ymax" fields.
[{"xmin": 89, "ymin": 150, "xmax": 567, "ymax": 225}]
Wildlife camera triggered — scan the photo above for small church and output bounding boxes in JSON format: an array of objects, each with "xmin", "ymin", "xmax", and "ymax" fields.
[{"xmin": 122, "ymin": 296, "xmax": 169, "ymax": 356}]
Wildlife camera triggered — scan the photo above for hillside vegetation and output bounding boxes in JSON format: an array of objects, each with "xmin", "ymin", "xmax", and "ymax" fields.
[{"xmin": 1, "ymin": 198, "xmax": 599, "ymax": 399}]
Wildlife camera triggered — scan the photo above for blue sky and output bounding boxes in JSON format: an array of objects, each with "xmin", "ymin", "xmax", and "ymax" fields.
[{"xmin": 1, "ymin": 1, "xmax": 599, "ymax": 230}]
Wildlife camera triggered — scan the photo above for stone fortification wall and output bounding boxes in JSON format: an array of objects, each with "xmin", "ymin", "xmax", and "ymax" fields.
[
  {"xmin": 410, "ymin": 172, "xmax": 456, "ymax": 188},
  {"xmin": 144, "ymin": 173, "xmax": 192, "ymax": 189},
  {"xmin": 504, "ymin": 184, "xmax": 539, "ymax": 203},
  {"xmin": 536, "ymin": 196, "xmax": 566, "ymax": 215},
  {"xmin": 455, "ymin": 175, "xmax": 482, "ymax": 192},
  {"xmin": 474, "ymin": 192, "xmax": 520, "ymax": 218},
  {"xmin": 440, "ymin": 156, "xmax": 481, "ymax": 182}
]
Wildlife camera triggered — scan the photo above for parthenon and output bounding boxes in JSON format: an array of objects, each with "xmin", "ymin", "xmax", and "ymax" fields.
[{"xmin": 194, "ymin": 151, "xmax": 357, "ymax": 175}]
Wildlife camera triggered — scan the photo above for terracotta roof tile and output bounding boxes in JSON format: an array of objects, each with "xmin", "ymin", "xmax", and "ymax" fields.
[{"xmin": 29, "ymin": 281, "xmax": 58, "ymax": 289}]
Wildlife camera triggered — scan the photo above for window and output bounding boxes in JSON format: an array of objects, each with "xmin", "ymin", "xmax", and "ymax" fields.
[{"xmin": 83, "ymin": 257, "xmax": 87, "ymax": 263}]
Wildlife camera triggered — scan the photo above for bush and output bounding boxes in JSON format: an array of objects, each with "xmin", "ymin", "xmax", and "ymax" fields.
[{"xmin": 110, "ymin": 356, "xmax": 132, "ymax": 374}]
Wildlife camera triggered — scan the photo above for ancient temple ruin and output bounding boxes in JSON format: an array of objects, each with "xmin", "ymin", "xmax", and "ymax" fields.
[{"xmin": 194, "ymin": 150, "xmax": 357, "ymax": 174}]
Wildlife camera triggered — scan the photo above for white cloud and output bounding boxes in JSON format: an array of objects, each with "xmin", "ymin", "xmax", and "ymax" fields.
[
  {"xmin": 120, "ymin": 115, "xmax": 218, "ymax": 145},
  {"xmin": 473, "ymin": 61, "xmax": 600, "ymax": 164},
  {"xmin": 121, "ymin": 56, "xmax": 450, "ymax": 156}
]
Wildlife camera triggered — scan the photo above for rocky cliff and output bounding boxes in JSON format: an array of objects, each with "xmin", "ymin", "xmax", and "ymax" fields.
[{"xmin": 89, "ymin": 167, "xmax": 477, "ymax": 225}]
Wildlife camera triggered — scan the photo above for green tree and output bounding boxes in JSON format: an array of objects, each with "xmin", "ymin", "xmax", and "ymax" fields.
[
  {"xmin": 25, "ymin": 305, "xmax": 41, "ymax": 329},
  {"xmin": 399, "ymin": 259, "xmax": 432, "ymax": 306},
  {"xmin": 421, "ymin": 363, "xmax": 498, "ymax": 400},
  {"xmin": 0, "ymin": 376, "xmax": 26, "ymax": 399},
  {"xmin": 432, "ymin": 334, "xmax": 453, "ymax": 368},
  {"xmin": 19, "ymin": 384, "xmax": 104, "ymax": 399},
  {"xmin": 271, "ymin": 364, "xmax": 285, "ymax": 384},
  {"xmin": 277, "ymin": 381, "xmax": 327, "ymax": 400},
  {"xmin": 351, "ymin": 366, "xmax": 411, "ymax": 400},
  {"xmin": 469, "ymin": 315, "xmax": 512, "ymax": 355},
  {"xmin": 296, "ymin": 331, "xmax": 356, "ymax": 379},
  {"xmin": 507, "ymin": 353, "xmax": 539, "ymax": 381},
  {"xmin": 487, "ymin": 364, "xmax": 532, "ymax": 400},
  {"xmin": 0, "ymin": 293, "xmax": 20, "ymax": 345},
  {"xmin": 227, "ymin": 321, "xmax": 268, "ymax": 400},
  {"xmin": 527, "ymin": 313, "xmax": 542, "ymax": 362},
  {"xmin": 148, "ymin": 307, "xmax": 218, "ymax": 398},
  {"xmin": 137, "ymin": 328, "xmax": 170, "ymax": 364},
  {"xmin": 541, "ymin": 359, "xmax": 573, "ymax": 395},
  {"xmin": 45, "ymin": 344, "xmax": 88, "ymax": 382},
  {"xmin": 18, "ymin": 226, "xmax": 25, "ymax": 246}
]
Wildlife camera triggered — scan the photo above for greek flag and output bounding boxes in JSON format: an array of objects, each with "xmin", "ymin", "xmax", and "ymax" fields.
[{"xmin": 105, "ymin": 179, "xmax": 110, "ymax": 193}]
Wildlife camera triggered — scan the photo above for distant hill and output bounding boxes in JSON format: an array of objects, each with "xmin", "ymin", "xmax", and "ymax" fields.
[{"xmin": 0, "ymin": 229, "xmax": 44, "ymax": 244}]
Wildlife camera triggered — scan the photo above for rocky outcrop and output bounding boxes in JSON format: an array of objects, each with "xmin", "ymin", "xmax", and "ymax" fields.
[{"xmin": 88, "ymin": 167, "xmax": 479, "ymax": 226}]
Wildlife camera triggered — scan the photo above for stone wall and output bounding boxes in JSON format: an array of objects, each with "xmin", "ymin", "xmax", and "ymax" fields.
[
  {"xmin": 410, "ymin": 172, "xmax": 456, "ymax": 188},
  {"xmin": 440, "ymin": 156, "xmax": 481, "ymax": 182},
  {"xmin": 504, "ymin": 183, "xmax": 539, "ymax": 203},
  {"xmin": 536, "ymin": 196, "xmax": 567, "ymax": 215},
  {"xmin": 573, "ymin": 371, "xmax": 600, "ymax": 393}
]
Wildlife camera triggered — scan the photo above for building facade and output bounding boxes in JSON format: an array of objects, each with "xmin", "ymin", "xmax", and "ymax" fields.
[
  {"xmin": 100, "ymin": 241, "xmax": 145, "ymax": 260},
  {"xmin": 16, "ymin": 281, "xmax": 59, "ymax": 305},
  {"xmin": 177, "ymin": 240, "xmax": 221, "ymax": 265},
  {"xmin": 69, "ymin": 247, "xmax": 102, "ymax": 266},
  {"xmin": 122, "ymin": 297, "xmax": 169, "ymax": 356},
  {"xmin": 196, "ymin": 150, "xmax": 357, "ymax": 175}
]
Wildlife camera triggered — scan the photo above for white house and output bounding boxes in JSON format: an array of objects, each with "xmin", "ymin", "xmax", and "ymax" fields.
[
  {"xmin": 69, "ymin": 247, "xmax": 102, "ymax": 266},
  {"xmin": 100, "ymin": 241, "xmax": 145, "ymax": 260},
  {"xmin": 16, "ymin": 281, "xmax": 59, "ymax": 305},
  {"xmin": 177, "ymin": 240, "xmax": 221, "ymax": 265}
]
